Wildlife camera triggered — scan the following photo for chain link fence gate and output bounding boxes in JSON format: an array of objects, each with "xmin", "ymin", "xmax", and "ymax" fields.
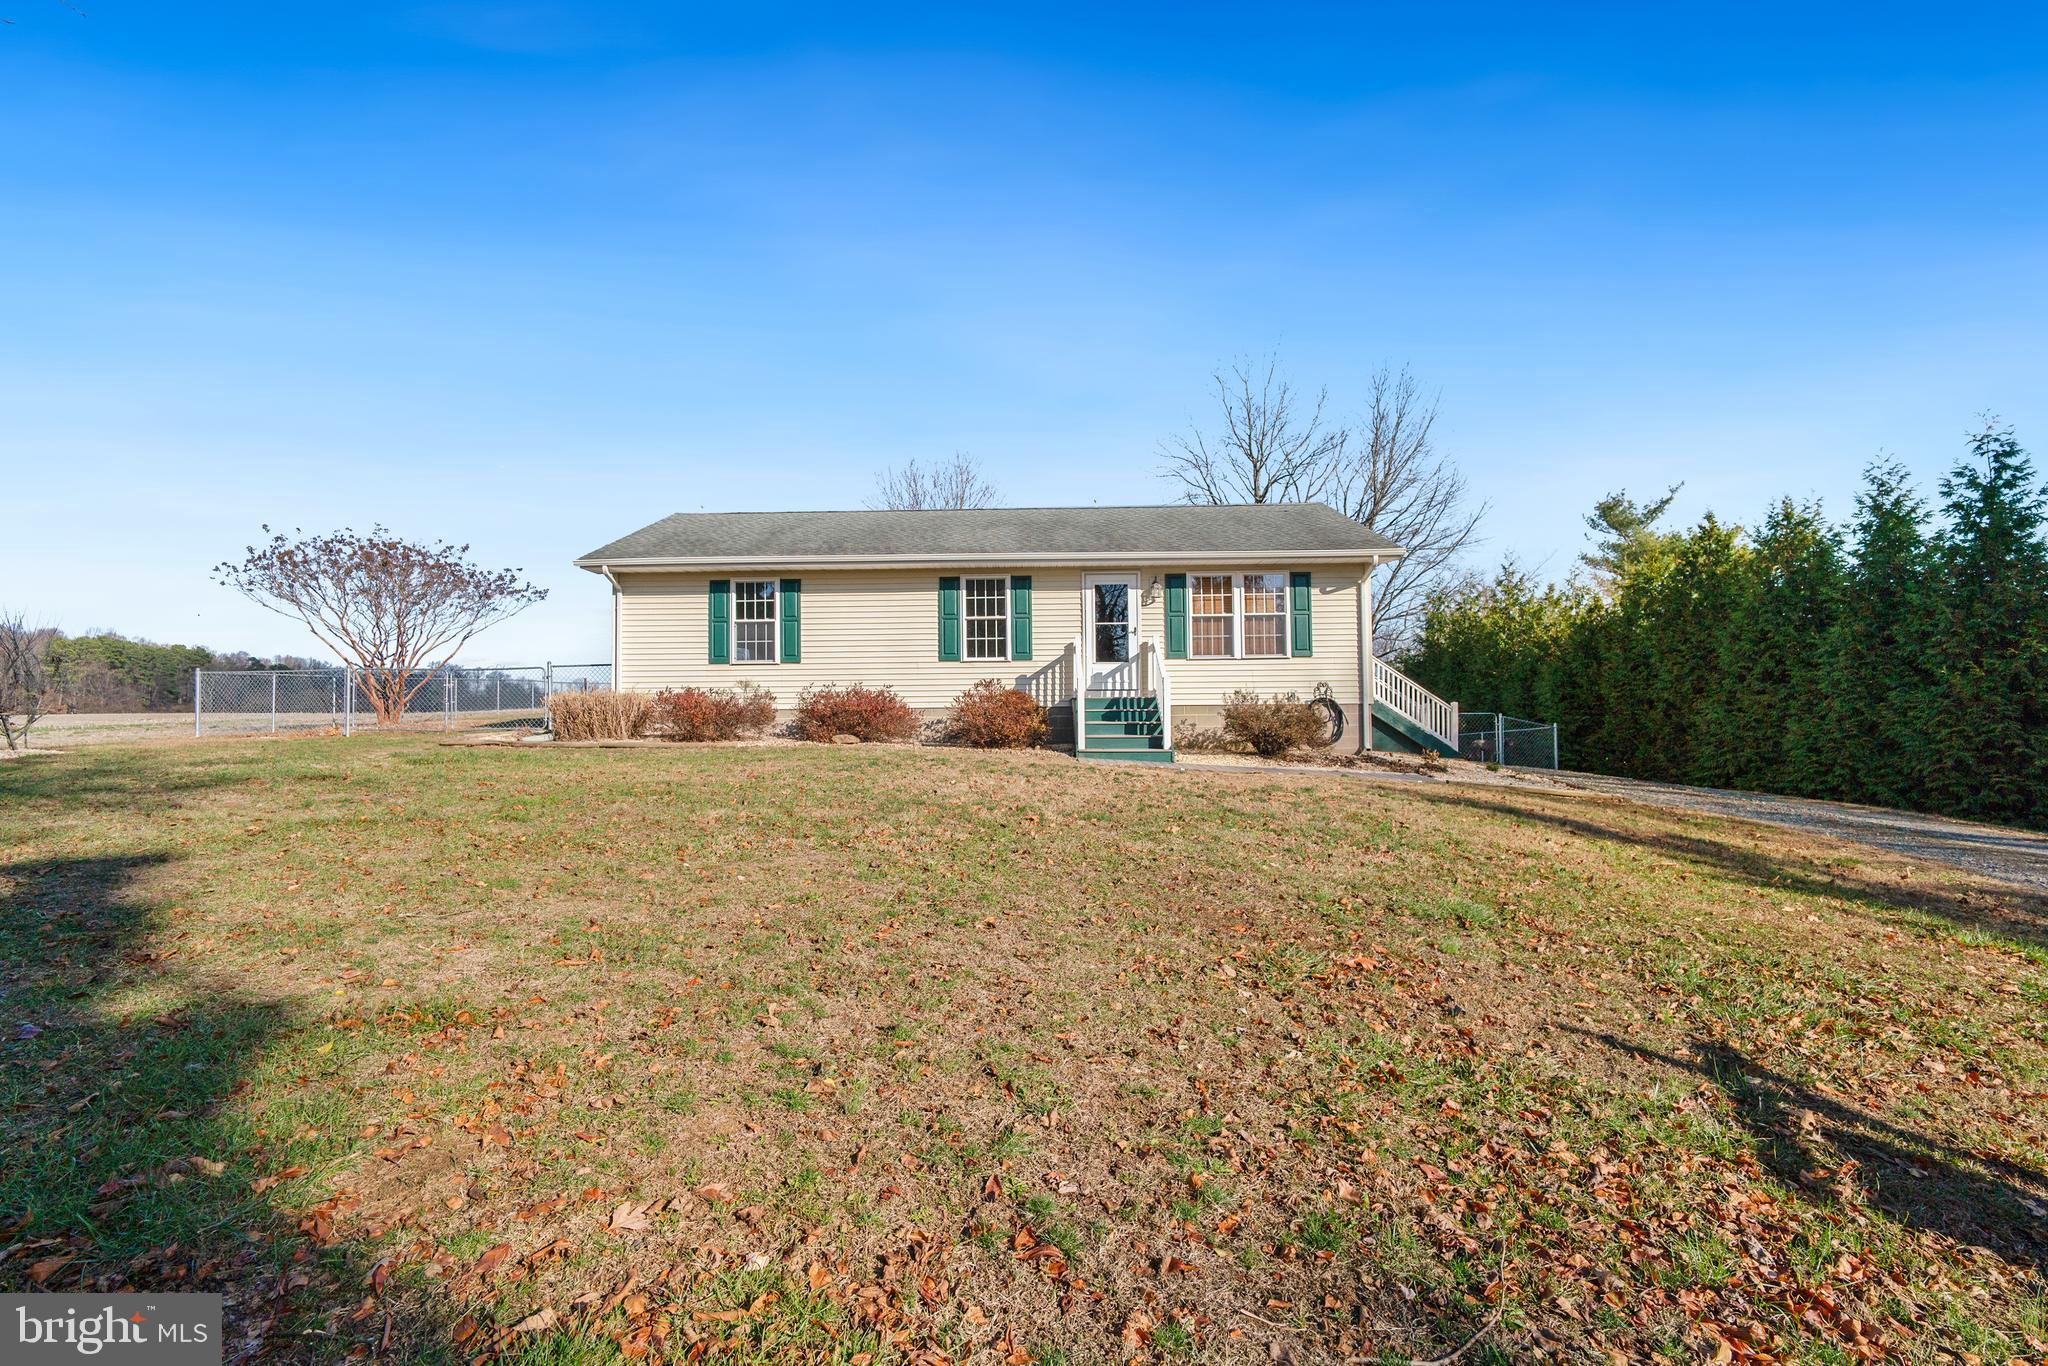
[
  {"xmin": 1457, "ymin": 712, "xmax": 1561, "ymax": 769},
  {"xmin": 194, "ymin": 663, "xmax": 612, "ymax": 737}
]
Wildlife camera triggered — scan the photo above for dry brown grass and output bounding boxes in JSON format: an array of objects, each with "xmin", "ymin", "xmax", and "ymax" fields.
[
  {"xmin": 1, "ymin": 737, "xmax": 2044, "ymax": 1364},
  {"xmin": 547, "ymin": 688, "xmax": 656, "ymax": 741}
]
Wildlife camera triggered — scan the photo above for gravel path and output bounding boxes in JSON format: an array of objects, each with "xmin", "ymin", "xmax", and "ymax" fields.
[{"xmin": 1543, "ymin": 771, "xmax": 2048, "ymax": 894}]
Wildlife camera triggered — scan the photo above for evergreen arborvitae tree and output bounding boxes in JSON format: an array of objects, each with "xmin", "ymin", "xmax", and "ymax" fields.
[
  {"xmin": 1400, "ymin": 427, "xmax": 2045, "ymax": 827},
  {"xmin": 1920, "ymin": 424, "xmax": 2048, "ymax": 824},
  {"xmin": 1822, "ymin": 461, "xmax": 1933, "ymax": 807},
  {"xmin": 1709, "ymin": 500, "xmax": 1844, "ymax": 796}
]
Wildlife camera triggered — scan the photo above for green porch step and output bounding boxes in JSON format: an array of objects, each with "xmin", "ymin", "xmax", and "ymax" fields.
[
  {"xmin": 1077, "ymin": 747, "xmax": 1177, "ymax": 764},
  {"xmin": 1076, "ymin": 693, "xmax": 1172, "ymax": 764},
  {"xmin": 1081, "ymin": 732, "xmax": 1165, "ymax": 751}
]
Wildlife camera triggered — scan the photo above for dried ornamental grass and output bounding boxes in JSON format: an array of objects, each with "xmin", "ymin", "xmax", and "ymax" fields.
[{"xmin": 547, "ymin": 688, "xmax": 655, "ymax": 740}]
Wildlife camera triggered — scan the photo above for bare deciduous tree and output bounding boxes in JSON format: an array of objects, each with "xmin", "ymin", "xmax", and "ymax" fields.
[
  {"xmin": 1162, "ymin": 360, "xmax": 1485, "ymax": 654},
  {"xmin": 1326, "ymin": 366, "xmax": 1488, "ymax": 651},
  {"xmin": 214, "ymin": 526, "xmax": 546, "ymax": 724},
  {"xmin": 0, "ymin": 612, "xmax": 52, "ymax": 752},
  {"xmin": 870, "ymin": 454, "xmax": 1001, "ymax": 510},
  {"xmin": 1160, "ymin": 358, "xmax": 1344, "ymax": 506}
]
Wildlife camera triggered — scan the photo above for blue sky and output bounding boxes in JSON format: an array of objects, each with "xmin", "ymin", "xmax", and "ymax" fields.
[{"xmin": 4, "ymin": 3, "xmax": 2044, "ymax": 663}]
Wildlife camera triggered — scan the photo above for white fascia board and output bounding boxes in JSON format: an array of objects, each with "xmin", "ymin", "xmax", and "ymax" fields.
[{"xmin": 575, "ymin": 548, "xmax": 1405, "ymax": 573}]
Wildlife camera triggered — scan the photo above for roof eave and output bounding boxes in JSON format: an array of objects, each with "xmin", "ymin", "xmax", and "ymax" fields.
[{"xmin": 574, "ymin": 547, "xmax": 1405, "ymax": 573}]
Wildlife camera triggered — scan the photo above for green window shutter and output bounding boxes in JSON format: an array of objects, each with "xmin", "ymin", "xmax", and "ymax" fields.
[
  {"xmin": 1290, "ymin": 571, "xmax": 1313, "ymax": 656},
  {"xmin": 779, "ymin": 578, "xmax": 801, "ymax": 663},
  {"xmin": 708, "ymin": 579, "xmax": 731, "ymax": 664},
  {"xmin": 1010, "ymin": 575, "xmax": 1032, "ymax": 661},
  {"xmin": 938, "ymin": 576, "xmax": 962, "ymax": 661},
  {"xmin": 1164, "ymin": 573, "xmax": 1188, "ymax": 659}
]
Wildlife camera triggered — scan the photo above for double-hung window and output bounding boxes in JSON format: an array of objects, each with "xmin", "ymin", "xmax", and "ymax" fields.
[
  {"xmin": 963, "ymin": 576, "xmax": 1009, "ymax": 661},
  {"xmin": 732, "ymin": 579, "xmax": 777, "ymax": 662},
  {"xmin": 1189, "ymin": 574, "xmax": 1235, "ymax": 658},
  {"xmin": 1240, "ymin": 573, "xmax": 1288, "ymax": 657},
  {"xmin": 1187, "ymin": 573, "xmax": 1290, "ymax": 659}
]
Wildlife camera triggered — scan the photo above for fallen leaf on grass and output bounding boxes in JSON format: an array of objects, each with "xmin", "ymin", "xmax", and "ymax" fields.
[
  {"xmin": 27, "ymin": 1254, "xmax": 73, "ymax": 1285},
  {"xmin": 475, "ymin": 1244, "xmax": 512, "ymax": 1278},
  {"xmin": 510, "ymin": 1308, "xmax": 558, "ymax": 1333},
  {"xmin": 608, "ymin": 1200, "xmax": 658, "ymax": 1233}
]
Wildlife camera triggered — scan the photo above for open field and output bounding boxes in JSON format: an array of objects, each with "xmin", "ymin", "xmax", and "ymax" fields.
[{"xmin": 2, "ymin": 736, "xmax": 2045, "ymax": 1363}]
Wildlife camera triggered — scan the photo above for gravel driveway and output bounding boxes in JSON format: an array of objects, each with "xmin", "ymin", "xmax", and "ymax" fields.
[{"xmin": 1544, "ymin": 771, "xmax": 2048, "ymax": 894}]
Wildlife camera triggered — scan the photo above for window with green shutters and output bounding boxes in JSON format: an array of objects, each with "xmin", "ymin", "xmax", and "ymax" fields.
[
  {"xmin": 937, "ymin": 577, "xmax": 962, "ymax": 661},
  {"xmin": 779, "ymin": 578, "xmax": 801, "ymax": 663},
  {"xmin": 1164, "ymin": 573, "xmax": 1188, "ymax": 659},
  {"xmin": 1010, "ymin": 576, "xmax": 1032, "ymax": 661},
  {"xmin": 708, "ymin": 579, "xmax": 731, "ymax": 664}
]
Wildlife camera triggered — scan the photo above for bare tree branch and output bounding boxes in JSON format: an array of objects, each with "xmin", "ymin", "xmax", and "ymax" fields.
[
  {"xmin": 0, "ymin": 611, "xmax": 53, "ymax": 751},
  {"xmin": 1325, "ymin": 366, "xmax": 1487, "ymax": 653},
  {"xmin": 1160, "ymin": 358, "xmax": 1343, "ymax": 506},
  {"xmin": 870, "ymin": 453, "xmax": 1001, "ymax": 510},
  {"xmin": 213, "ymin": 526, "xmax": 546, "ymax": 724}
]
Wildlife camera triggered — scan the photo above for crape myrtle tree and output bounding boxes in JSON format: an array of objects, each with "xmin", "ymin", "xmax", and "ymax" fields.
[{"xmin": 215, "ymin": 526, "xmax": 546, "ymax": 724}]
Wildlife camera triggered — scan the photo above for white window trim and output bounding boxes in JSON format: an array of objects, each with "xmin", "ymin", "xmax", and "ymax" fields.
[
  {"xmin": 961, "ymin": 573, "xmax": 1011, "ymax": 663},
  {"xmin": 730, "ymin": 576, "xmax": 780, "ymax": 666},
  {"xmin": 1188, "ymin": 570, "xmax": 1291, "ymax": 661}
]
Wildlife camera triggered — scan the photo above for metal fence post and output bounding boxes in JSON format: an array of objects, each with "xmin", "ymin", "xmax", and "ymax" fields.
[
  {"xmin": 444, "ymin": 670, "xmax": 453, "ymax": 731},
  {"xmin": 1495, "ymin": 713, "xmax": 1504, "ymax": 766},
  {"xmin": 345, "ymin": 667, "xmax": 354, "ymax": 737},
  {"xmin": 270, "ymin": 671, "xmax": 278, "ymax": 735},
  {"xmin": 193, "ymin": 668, "xmax": 202, "ymax": 737},
  {"xmin": 1551, "ymin": 723, "xmax": 1560, "ymax": 770},
  {"xmin": 544, "ymin": 661, "xmax": 553, "ymax": 733}
]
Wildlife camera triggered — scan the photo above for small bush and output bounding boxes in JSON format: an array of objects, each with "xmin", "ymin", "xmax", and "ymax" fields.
[
  {"xmin": 947, "ymin": 680, "xmax": 1048, "ymax": 749},
  {"xmin": 1220, "ymin": 689, "xmax": 1329, "ymax": 757},
  {"xmin": 651, "ymin": 684, "xmax": 776, "ymax": 741},
  {"xmin": 793, "ymin": 684, "xmax": 918, "ymax": 743},
  {"xmin": 548, "ymin": 689, "xmax": 655, "ymax": 741}
]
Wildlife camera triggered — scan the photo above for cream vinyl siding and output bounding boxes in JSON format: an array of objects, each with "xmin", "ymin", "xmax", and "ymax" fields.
[{"xmin": 613, "ymin": 565, "xmax": 1368, "ymax": 708}]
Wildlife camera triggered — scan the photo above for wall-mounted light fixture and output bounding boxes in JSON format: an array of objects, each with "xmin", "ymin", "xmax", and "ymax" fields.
[{"xmin": 1144, "ymin": 574, "xmax": 1161, "ymax": 605}]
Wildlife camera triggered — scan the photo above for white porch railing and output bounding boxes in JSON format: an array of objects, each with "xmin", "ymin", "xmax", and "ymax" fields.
[
  {"xmin": 1069, "ymin": 632, "xmax": 1086, "ymax": 748},
  {"xmin": 1372, "ymin": 655, "xmax": 1459, "ymax": 749},
  {"xmin": 1138, "ymin": 637, "xmax": 1173, "ymax": 746}
]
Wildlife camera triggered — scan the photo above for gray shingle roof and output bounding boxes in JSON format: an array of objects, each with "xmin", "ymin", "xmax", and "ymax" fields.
[{"xmin": 577, "ymin": 503, "xmax": 1400, "ymax": 567}]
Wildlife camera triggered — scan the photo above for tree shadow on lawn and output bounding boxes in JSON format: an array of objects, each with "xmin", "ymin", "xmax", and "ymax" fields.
[
  {"xmin": 1573, "ymin": 1028, "xmax": 2048, "ymax": 1269},
  {"xmin": 1416, "ymin": 787, "xmax": 2048, "ymax": 959},
  {"xmin": 0, "ymin": 853, "xmax": 468, "ymax": 1361}
]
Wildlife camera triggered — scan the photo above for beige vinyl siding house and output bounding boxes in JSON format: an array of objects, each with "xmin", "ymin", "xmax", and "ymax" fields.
[{"xmin": 578, "ymin": 504, "xmax": 1461, "ymax": 761}]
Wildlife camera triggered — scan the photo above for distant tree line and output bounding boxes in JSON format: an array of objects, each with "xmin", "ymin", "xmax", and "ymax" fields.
[
  {"xmin": 1404, "ymin": 423, "xmax": 2048, "ymax": 828},
  {"xmin": 33, "ymin": 632, "xmax": 328, "ymax": 713}
]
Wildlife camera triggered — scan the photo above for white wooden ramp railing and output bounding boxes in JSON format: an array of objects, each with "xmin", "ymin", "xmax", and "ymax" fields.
[{"xmin": 1372, "ymin": 656, "xmax": 1460, "ymax": 750}]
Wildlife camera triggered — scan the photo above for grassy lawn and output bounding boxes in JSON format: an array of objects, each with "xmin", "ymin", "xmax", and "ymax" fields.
[{"xmin": 3, "ymin": 736, "xmax": 2046, "ymax": 1363}]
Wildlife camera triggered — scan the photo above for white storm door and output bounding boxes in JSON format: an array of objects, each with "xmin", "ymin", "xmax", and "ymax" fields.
[{"xmin": 1083, "ymin": 573, "xmax": 1140, "ymax": 692}]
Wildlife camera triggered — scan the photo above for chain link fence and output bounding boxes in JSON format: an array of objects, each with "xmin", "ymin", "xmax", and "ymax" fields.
[
  {"xmin": 194, "ymin": 664, "xmax": 612, "ymax": 737},
  {"xmin": 1458, "ymin": 712, "xmax": 1561, "ymax": 769}
]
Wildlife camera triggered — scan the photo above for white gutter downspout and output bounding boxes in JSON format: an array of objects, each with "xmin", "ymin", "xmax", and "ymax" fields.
[
  {"xmin": 1357, "ymin": 559, "xmax": 1377, "ymax": 756},
  {"xmin": 600, "ymin": 564, "xmax": 621, "ymax": 686}
]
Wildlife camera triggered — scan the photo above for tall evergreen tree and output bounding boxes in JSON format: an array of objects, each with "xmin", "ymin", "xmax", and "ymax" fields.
[
  {"xmin": 1921, "ymin": 425, "xmax": 2048, "ymax": 824},
  {"xmin": 1707, "ymin": 500, "xmax": 1844, "ymax": 795},
  {"xmin": 1822, "ymin": 462, "xmax": 1934, "ymax": 807}
]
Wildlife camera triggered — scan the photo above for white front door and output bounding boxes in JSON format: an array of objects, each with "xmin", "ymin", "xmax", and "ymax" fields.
[{"xmin": 1083, "ymin": 573, "xmax": 1140, "ymax": 692}]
